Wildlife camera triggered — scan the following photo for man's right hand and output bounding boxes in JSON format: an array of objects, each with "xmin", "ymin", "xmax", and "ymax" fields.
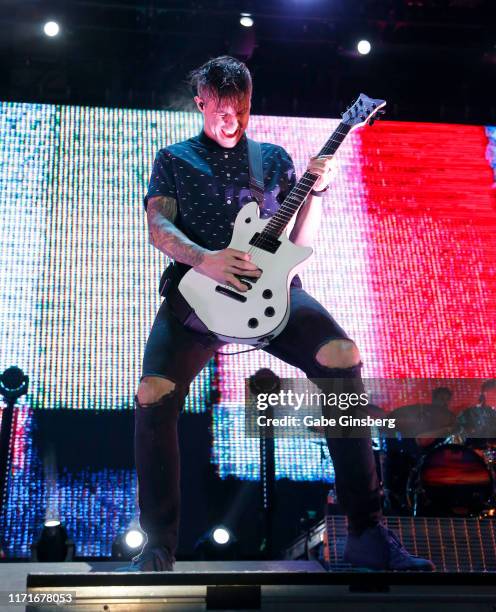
[{"xmin": 194, "ymin": 248, "xmax": 262, "ymax": 292}]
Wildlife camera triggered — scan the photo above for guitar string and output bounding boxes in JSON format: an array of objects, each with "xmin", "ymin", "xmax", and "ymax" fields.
[
  {"xmin": 222, "ymin": 125, "xmax": 349, "ymax": 325},
  {"xmin": 239, "ymin": 104, "xmax": 383, "ymax": 270},
  {"xmin": 238, "ymin": 133, "xmax": 346, "ymax": 285},
  {"xmin": 243, "ymin": 124, "xmax": 351, "ymax": 275},
  {"xmin": 210, "ymin": 112, "xmax": 372, "ymax": 345},
  {"xmin": 229, "ymin": 106, "xmax": 383, "ymax": 282},
  {"xmin": 209, "ymin": 104, "xmax": 381, "ymax": 343},
  {"xmin": 248, "ymin": 125, "xmax": 349, "ymax": 257}
]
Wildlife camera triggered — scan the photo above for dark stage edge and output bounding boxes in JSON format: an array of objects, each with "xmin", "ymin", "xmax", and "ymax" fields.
[{"xmin": 1, "ymin": 561, "xmax": 496, "ymax": 611}]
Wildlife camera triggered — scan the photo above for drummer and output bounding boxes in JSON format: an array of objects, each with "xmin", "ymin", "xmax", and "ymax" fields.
[
  {"xmin": 383, "ymin": 387, "xmax": 456, "ymax": 513},
  {"xmin": 457, "ymin": 379, "xmax": 496, "ymax": 442}
]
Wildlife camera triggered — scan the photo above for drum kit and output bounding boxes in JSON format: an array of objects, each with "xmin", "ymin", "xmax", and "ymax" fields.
[{"xmin": 379, "ymin": 403, "xmax": 496, "ymax": 518}]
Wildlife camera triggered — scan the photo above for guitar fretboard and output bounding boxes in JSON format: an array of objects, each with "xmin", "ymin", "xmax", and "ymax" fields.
[{"xmin": 263, "ymin": 122, "xmax": 352, "ymax": 239}]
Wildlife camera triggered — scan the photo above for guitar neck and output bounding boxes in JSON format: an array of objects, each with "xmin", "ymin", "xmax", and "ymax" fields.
[{"xmin": 264, "ymin": 122, "xmax": 352, "ymax": 238}]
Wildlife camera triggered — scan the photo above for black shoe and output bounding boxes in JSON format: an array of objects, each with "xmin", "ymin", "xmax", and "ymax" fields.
[
  {"xmin": 116, "ymin": 545, "xmax": 175, "ymax": 572},
  {"xmin": 343, "ymin": 523, "xmax": 435, "ymax": 571}
]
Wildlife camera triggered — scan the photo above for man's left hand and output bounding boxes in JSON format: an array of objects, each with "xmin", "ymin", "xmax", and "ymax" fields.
[{"xmin": 307, "ymin": 154, "xmax": 335, "ymax": 192}]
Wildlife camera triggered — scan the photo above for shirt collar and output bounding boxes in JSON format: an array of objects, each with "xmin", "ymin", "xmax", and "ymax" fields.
[{"xmin": 197, "ymin": 129, "xmax": 247, "ymax": 152}]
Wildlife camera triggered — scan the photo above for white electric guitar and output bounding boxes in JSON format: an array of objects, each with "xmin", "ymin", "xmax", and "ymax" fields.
[{"xmin": 178, "ymin": 93, "xmax": 386, "ymax": 346}]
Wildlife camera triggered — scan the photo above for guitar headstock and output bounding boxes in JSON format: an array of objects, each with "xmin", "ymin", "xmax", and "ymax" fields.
[{"xmin": 341, "ymin": 93, "xmax": 386, "ymax": 130}]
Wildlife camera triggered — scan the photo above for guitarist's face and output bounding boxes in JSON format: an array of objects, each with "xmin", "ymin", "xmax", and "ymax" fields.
[{"xmin": 195, "ymin": 92, "xmax": 251, "ymax": 149}]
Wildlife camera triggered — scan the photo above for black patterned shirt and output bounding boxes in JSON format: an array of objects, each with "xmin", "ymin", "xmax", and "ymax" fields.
[{"xmin": 144, "ymin": 130, "xmax": 297, "ymax": 252}]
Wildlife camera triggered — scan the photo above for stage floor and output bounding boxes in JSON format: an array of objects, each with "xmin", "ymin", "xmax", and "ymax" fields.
[{"xmin": 1, "ymin": 560, "xmax": 496, "ymax": 611}]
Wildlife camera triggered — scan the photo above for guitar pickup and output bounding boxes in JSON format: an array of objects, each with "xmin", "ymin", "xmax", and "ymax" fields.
[
  {"xmin": 249, "ymin": 232, "xmax": 280, "ymax": 254},
  {"xmin": 215, "ymin": 285, "xmax": 247, "ymax": 302}
]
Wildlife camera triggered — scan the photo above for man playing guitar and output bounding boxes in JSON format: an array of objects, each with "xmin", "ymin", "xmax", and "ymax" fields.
[{"xmin": 120, "ymin": 56, "xmax": 434, "ymax": 572}]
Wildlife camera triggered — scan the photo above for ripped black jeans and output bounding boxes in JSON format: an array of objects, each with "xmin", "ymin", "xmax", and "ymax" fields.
[{"xmin": 135, "ymin": 286, "xmax": 383, "ymax": 555}]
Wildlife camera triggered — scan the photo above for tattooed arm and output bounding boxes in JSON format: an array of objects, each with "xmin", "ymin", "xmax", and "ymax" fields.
[
  {"xmin": 146, "ymin": 195, "xmax": 207, "ymax": 266},
  {"xmin": 146, "ymin": 195, "xmax": 261, "ymax": 292}
]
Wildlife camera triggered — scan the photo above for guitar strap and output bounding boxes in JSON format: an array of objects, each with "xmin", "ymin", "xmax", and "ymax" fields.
[{"xmin": 247, "ymin": 138, "xmax": 264, "ymax": 208}]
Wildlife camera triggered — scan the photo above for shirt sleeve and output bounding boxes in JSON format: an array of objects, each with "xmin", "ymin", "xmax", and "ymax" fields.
[
  {"xmin": 144, "ymin": 148, "xmax": 178, "ymax": 211},
  {"xmin": 276, "ymin": 146, "xmax": 297, "ymax": 205}
]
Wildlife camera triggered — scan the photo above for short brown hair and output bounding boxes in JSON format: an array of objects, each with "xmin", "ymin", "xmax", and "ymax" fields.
[{"xmin": 189, "ymin": 56, "xmax": 252, "ymax": 102}]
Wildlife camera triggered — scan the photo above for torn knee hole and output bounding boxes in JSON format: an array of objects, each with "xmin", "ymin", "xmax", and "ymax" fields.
[
  {"xmin": 315, "ymin": 339, "xmax": 361, "ymax": 369},
  {"xmin": 137, "ymin": 379, "xmax": 177, "ymax": 406}
]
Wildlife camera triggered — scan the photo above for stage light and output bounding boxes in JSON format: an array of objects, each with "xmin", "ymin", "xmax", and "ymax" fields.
[
  {"xmin": 0, "ymin": 366, "xmax": 29, "ymax": 403},
  {"xmin": 111, "ymin": 527, "xmax": 145, "ymax": 560},
  {"xmin": 240, "ymin": 13, "xmax": 254, "ymax": 27},
  {"xmin": 0, "ymin": 366, "xmax": 29, "ymax": 522},
  {"xmin": 43, "ymin": 21, "xmax": 60, "ymax": 37},
  {"xmin": 231, "ymin": 14, "xmax": 256, "ymax": 60},
  {"xmin": 194, "ymin": 526, "xmax": 238, "ymax": 560},
  {"xmin": 357, "ymin": 40, "xmax": 371, "ymax": 55},
  {"xmin": 31, "ymin": 521, "xmax": 74, "ymax": 562},
  {"xmin": 124, "ymin": 529, "xmax": 145, "ymax": 549},
  {"xmin": 212, "ymin": 526, "xmax": 231, "ymax": 545}
]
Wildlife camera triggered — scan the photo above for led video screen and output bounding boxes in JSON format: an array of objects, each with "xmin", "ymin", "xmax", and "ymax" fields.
[{"xmin": 1, "ymin": 102, "xmax": 495, "ymax": 555}]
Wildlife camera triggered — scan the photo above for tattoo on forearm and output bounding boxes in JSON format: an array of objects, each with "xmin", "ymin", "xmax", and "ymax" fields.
[
  {"xmin": 148, "ymin": 195, "xmax": 177, "ymax": 223},
  {"xmin": 146, "ymin": 196, "xmax": 206, "ymax": 266}
]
